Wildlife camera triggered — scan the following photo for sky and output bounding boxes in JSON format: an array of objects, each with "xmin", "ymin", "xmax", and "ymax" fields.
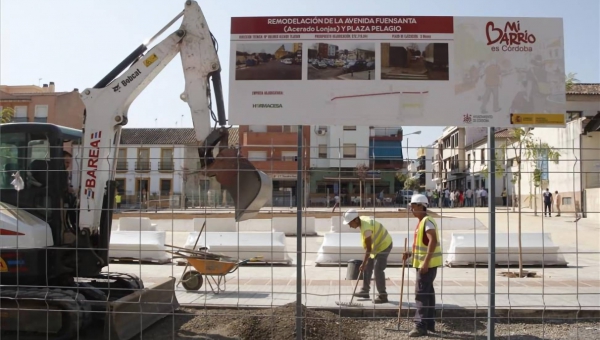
[{"xmin": 1, "ymin": 0, "xmax": 599, "ymax": 160}]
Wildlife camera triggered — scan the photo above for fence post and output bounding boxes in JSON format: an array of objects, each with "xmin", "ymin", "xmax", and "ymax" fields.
[{"xmin": 487, "ymin": 127, "xmax": 496, "ymax": 340}]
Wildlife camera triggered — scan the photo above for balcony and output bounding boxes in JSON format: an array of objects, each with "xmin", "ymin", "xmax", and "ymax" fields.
[
  {"xmin": 116, "ymin": 160, "xmax": 128, "ymax": 172},
  {"xmin": 159, "ymin": 161, "xmax": 174, "ymax": 172},
  {"xmin": 370, "ymin": 127, "xmax": 403, "ymax": 139},
  {"xmin": 135, "ymin": 160, "xmax": 151, "ymax": 172}
]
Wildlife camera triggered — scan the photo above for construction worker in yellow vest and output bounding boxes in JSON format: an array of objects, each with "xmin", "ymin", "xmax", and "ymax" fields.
[
  {"xmin": 403, "ymin": 194, "xmax": 443, "ymax": 337},
  {"xmin": 342, "ymin": 209, "xmax": 393, "ymax": 304}
]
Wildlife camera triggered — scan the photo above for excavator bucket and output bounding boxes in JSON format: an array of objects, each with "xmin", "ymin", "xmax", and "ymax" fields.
[
  {"xmin": 205, "ymin": 148, "xmax": 273, "ymax": 222},
  {"xmin": 105, "ymin": 277, "xmax": 180, "ymax": 340}
]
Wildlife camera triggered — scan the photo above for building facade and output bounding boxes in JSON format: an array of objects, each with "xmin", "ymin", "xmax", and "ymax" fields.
[
  {"xmin": 237, "ymin": 125, "xmax": 310, "ymax": 207},
  {"xmin": 415, "ymin": 146, "xmax": 435, "ymax": 191},
  {"xmin": 512, "ymin": 84, "xmax": 600, "ymax": 218},
  {"xmin": 309, "ymin": 125, "xmax": 403, "ymax": 206},
  {"xmin": 432, "ymin": 126, "xmax": 467, "ymax": 191},
  {"xmin": 114, "ymin": 128, "xmax": 207, "ymax": 209},
  {"xmin": 0, "ymin": 82, "xmax": 84, "ymax": 129}
]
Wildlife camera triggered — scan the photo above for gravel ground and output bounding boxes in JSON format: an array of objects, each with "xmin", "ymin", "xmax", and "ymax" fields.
[
  {"xmin": 131, "ymin": 306, "xmax": 599, "ymax": 340},
  {"xmin": 78, "ymin": 305, "xmax": 600, "ymax": 339}
]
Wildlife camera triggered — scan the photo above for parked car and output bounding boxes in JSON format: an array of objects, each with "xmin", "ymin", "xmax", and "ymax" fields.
[{"xmin": 343, "ymin": 60, "xmax": 369, "ymax": 73}]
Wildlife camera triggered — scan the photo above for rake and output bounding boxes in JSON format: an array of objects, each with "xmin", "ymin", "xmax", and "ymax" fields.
[
  {"xmin": 386, "ymin": 238, "xmax": 408, "ymax": 332},
  {"xmin": 335, "ymin": 265, "xmax": 364, "ymax": 307}
]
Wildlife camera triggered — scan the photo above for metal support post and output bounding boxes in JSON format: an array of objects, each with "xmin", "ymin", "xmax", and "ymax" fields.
[
  {"xmin": 487, "ymin": 127, "xmax": 496, "ymax": 340},
  {"xmin": 296, "ymin": 125, "xmax": 303, "ymax": 340}
]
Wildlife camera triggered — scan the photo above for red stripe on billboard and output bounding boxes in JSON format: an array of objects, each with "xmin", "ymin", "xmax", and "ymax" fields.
[{"xmin": 231, "ymin": 16, "xmax": 454, "ymax": 34}]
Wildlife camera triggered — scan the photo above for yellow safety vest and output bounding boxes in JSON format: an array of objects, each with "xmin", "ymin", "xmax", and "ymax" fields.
[
  {"xmin": 412, "ymin": 216, "xmax": 443, "ymax": 268},
  {"xmin": 359, "ymin": 216, "xmax": 393, "ymax": 259},
  {"xmin": 115, "ymin": 195, "xmax": 121, "ymax": 203}
]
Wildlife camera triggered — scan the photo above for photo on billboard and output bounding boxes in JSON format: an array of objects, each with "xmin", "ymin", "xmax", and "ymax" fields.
[
  {"xmin": 307, "ymin": 42, "xmax": 375, "ymax": 80},
  {"xmin": 235, "ymin": 43, "xmax": 303, "ymax": 80},
  {"xmin": 381, "ymin": 42, "xmax": 449, "ymax": 80}
]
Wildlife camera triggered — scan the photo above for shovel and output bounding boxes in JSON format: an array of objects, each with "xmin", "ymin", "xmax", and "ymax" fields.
[{"xmin": 386, "ymin": 238, "xmax": 408, "ymax": 332}]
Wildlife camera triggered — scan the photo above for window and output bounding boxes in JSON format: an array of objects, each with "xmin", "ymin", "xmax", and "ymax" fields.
[
  {"xmin": 281, "ymin": 151, "xmax": 297, "ymax": 161},
  {"xmin": 282, "ymin": 125, "xmax": 298, "ymax": 133},
  {"xmin": 343, "ymin": 126, "xmax": 356, "ymax": 131},
  {"xmin": 115, "ymin": 178, "xmax": 126, "ymax": 195},
  {"xmin": 480, "ymin": 149, "xmax": 485, "ymax": 164},
  {"xmin": 562, "ymin": 197, "xmax": 572, "ymax": 205},
  {"xmin": 467, "ymin": 153, "xmax": 471, "ymax": 168},
  {"xmin": 160, "ymin": 179, "xmax": 172, "ymax": 196},
  {"xmin": 117, "ymin": 149, "xmax": 127, "ymax": 171},
  {"xmin": 318, "ymin": 144, "xmax": 327, "ymax": 158},
  {"xmin": 160, "ymin": 148, "xmax": 174, "ymax": 171},
  {"xmin": 34, "ymin": 105, "xmax": 48, "ymax": 123},
  {"xmin": 13, "ymin": 106, "xmax": 27, "ymax": 122},
  {"xmin": 566, "ymin": 111, "xmax": 582, "ymax": 123},
  {"xmin": 136, "ymin": 148, "xmax": 150, "ymax": 171},
  {"xmin": 248, "ymin": 151, "xmax": 267, "ymax": 161},
  {"xmin": 343, "ymin": 144, "xmax": 356, "ymax": 158}
]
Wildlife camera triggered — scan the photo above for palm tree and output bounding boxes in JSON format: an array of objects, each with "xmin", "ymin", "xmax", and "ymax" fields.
[{"xmin": 1, "ymin": 107, "xmax": 14, "ymax": 123}]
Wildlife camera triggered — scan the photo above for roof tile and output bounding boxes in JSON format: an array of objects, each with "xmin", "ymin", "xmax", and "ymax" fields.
[
  {"xmin": 567, "ymin": 83, "xmax": 600, "ymax": 95},
  {"xmin": 120, "ymin": 128, "xmax": 198, "ymax": 145}
]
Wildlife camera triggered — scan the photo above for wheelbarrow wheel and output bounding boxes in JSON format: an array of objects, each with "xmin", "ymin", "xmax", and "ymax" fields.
[{"xmin": 181, "ymin": 270, "xmax": 203, "ymax": 291}]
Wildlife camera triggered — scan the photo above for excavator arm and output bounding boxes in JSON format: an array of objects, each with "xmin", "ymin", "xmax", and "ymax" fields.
[{"xmin": 77, "ymin": 0, "xmax": 271, "ymax": 232}]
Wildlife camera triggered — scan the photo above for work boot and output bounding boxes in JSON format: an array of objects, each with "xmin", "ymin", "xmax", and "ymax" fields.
[
  {"xmin": 408, "ymin": 327, "xmax": 428, "ymax": 337},
  {"xmin": 374, "ymin": 295, "xmax": 389, "ymax": 304},
  {"xmin": 353, "ymin": 290, "xmax": 369, "ymax": 298}
]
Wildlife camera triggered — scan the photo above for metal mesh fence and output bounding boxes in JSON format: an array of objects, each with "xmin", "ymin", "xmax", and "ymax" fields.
[{"xmin": 0, "ymin": 128, "xmax": 598, "ymax": 340}]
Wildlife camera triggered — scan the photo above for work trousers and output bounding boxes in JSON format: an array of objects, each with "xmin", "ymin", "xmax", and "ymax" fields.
[
  {"xmin": 414, "ymin": 266, "xmax": 438, "ymax": 330},
  {"xmin": 544, "ymin": 202, "xmax": 552, "ymax": 216},
  {"xmin": 361, "ymin": 243, "xmax": 393, "ymax": 296}
]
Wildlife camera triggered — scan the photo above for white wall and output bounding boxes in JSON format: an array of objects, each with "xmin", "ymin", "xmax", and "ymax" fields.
[
  {"xmin": 116, "ymin": 145, "xmax": 185, "ymax": 195},
  {"xmin": 310, "ymin": 126, "xmax": 370, "ymax": 168},
  {"xmin": 466, "ymin": 140, "xmax": 509, "ymax": 200},
  {"xmin": 424, "ymin": 147, "xmax": 436, "ymax": 190}
]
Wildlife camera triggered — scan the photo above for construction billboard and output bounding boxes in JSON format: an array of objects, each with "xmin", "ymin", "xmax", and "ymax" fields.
[{"xmin": 228, "ymin": 16, "xmax": 566, "ymax": 128}]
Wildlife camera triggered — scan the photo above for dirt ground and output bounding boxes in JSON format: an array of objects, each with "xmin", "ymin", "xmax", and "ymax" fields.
[{"xmin": 78, "ymin": 304, "xmax": 600, "ymax": 340}]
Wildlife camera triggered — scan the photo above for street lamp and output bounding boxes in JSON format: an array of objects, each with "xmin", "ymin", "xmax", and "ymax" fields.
[{"xmin": 404, "ymin": 130, "xmax": 422, "ymax": 165}]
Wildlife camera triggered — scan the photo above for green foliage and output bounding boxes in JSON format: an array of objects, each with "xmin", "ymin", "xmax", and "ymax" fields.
[
  {"xmin": 403, "ymin": 177, "xmax": 421, "ymax": 191},
  {"xmin": 395, "ymin": 172, "xmax": 408, "ymax": 182},
  {"xmin": 565, "ymin": 72, "xmax": 579, "ymax": 92},
  {"xmin": 1, "ymin": 107, "xmax": 14, "ymax": 124}
]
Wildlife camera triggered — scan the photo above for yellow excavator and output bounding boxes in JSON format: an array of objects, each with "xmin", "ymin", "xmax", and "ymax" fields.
[{"xmin": 0, "ymin": 1, "xmax": 272, "ymax": 339}]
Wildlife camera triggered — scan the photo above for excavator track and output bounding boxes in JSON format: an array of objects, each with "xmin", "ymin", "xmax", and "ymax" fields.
[{"xmin": 0, "ymin": 287, "xmax": 93, "ymax": 340}]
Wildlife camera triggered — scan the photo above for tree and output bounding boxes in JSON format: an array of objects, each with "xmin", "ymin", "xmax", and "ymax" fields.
[
  {"xmin": 1, "ymin": 107, "xmax": 14, "ymax": 124},
  {"xmin": 403, "ymin": 177, "xmax": 421, "ymax": 191},
  {"xmin": 355, "ymin": 163, "xmax": 369, "ymax": 208},
  {"xmin": 506, "ymin": 128, "xmax": 560, "ymax": 277},
  {"xmin": 565, "ymin": 72, "xmax": 579, "ymax": 92}
]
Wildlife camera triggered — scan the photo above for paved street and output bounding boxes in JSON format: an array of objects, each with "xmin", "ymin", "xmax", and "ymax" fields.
[
  {"xmin": 235, "ymin": 60, "xmax": 301, "ymax": 80},
  {"xmin": 307, "ymin": 65, "xmax": 375, "ymax": 80},
  {"xmin": 109, "ymin": 207, "xmax": 600, "ymax": 312}
]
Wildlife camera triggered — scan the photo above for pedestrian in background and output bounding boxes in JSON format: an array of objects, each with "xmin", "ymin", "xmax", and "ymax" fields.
[{"xmin": 554, "ymin": 190, "xmax": 561, "ymax": 217}]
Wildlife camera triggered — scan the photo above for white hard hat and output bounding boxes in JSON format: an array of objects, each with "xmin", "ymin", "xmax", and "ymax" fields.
[
  {"xmin": 410, "ymin": 194, "xmax": 429, "ymax": 206},
  {"xmin": 342, "ymin": 209, "xmax": 359, "ymax": 225}
]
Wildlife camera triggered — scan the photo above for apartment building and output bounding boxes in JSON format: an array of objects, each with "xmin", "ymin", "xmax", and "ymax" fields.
[
  {"xmin": 309, "ymin": 125, "xmax": 403, "ymax": 206},
  {"xmin": 415, "ymin": 146, "xmax": 435, "ymax": 191},
  {"xmin": 0, "ymin": 82, "xmax": 84, "ymax": 129},
  {"xmin": 114, "ymin": 128, "xmax": 206, "ymax": 208},
  {"xmin": 237, "ymin": 125, "xmax": 310, "ymax": 206},
  {"xmin": 432, "ymin": 126, "xmax": 467, "ymax": 191}
]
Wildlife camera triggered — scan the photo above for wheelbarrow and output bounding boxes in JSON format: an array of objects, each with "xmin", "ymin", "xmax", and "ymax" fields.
[
  {"xmin": 179, "ymin": 257, "xmax": 261, "ymax": 293},
  {"xmin": 166, "ymin": 245, "xmax": 263, "ymax": 294}
]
